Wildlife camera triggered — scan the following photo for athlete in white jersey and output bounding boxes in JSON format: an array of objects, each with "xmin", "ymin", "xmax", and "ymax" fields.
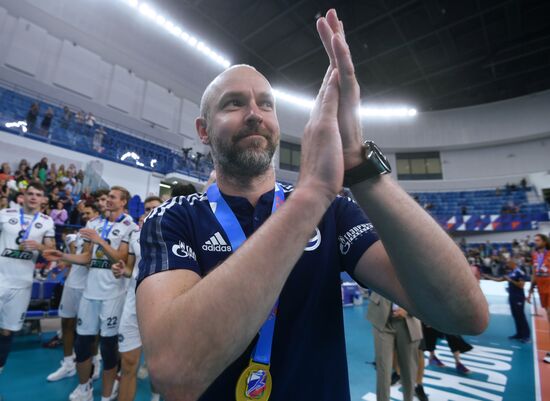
[
  {"xmin": 46, "ymin": 202, "xmax": 101, "ymax": 382},
  {"xmin": 45, "ymin": 186, "xmax": 137, "ymax": 401},
  {"xmin": 0, "ymin": 182, "xmax": 55, "ymax": 380},
  {"xmin": 111, "ymin": 196, "xmax": 162, "ymax": 401}
]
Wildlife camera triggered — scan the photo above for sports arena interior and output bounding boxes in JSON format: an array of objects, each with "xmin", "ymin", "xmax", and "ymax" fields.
[{"xmin": 0, "ymin": 0, "xmax": 549, "ymax": 400}]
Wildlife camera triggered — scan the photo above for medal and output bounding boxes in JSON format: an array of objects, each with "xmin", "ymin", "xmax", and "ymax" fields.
[
  {"xmin": 235, "ymin": 362, "xmax": 272, "ymax": 401},
  {"xmin": 94, "ymin": 215, "xmax": 125, "ymax": 260},
  {"xmin": 95, "ymin": 248, "xmax": 104, "ymax": 258},
  {"xmin": 18, "ymin": 209, "xmax": 39, "ymax": 250},
  {"xmin": 207, "ymin": 183, "xmax": 285, "ymax": 401}
]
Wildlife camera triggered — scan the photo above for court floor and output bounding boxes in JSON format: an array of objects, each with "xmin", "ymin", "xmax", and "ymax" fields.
[{"xmin": 0, "ymin": 291, "xmax": 543, "ymax": 401}]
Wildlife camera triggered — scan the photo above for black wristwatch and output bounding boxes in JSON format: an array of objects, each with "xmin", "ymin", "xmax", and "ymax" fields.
[{"xmin": 343, "ymin": 140, "xmax": 391, "ymax": 187}]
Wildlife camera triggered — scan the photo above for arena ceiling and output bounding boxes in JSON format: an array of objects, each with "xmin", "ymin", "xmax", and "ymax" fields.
[{"xmin": 154, "ymin": 0, "xmax": 550, "ymax": 111}]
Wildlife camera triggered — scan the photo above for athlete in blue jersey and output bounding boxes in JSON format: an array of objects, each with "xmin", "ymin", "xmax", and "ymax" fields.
[{"xmin": 136, "ymin": 9, "xmax": 488, "ymax": 401}]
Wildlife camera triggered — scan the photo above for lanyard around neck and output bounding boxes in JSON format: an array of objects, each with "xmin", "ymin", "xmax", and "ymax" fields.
[{"xmin": 206, "ymin": 183, "xmax": 285, "ymax": 366}]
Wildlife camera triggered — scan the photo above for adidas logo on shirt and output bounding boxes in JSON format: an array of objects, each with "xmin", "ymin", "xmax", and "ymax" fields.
[{"xmin": 202, "ymin": 232, "xmax": 232, "ymax": 252}]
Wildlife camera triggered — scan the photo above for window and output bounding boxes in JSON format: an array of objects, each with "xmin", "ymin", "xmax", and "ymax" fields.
[
  {"xmin": 396, "ymin": 152, "xmax": 442, "ymax": 180},
  {"xmin": 279, "ymin": 141, "xmax": 301, "ymax": 172}
]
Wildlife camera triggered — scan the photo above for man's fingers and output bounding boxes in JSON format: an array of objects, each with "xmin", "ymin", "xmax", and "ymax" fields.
[
  {"xmin": 319, "ymin": 69, "xmax": 340, "ymax": 117},
  {"xmin": 332, "ymin": 32, "xmax": 360, "ymax": 102},
  {"xmin": 316, "ymin": 17, "xmax": 335, "ymax": 65},
  {"xmin": 326, "ymin": 9, "xmax": 341, "ymax": 35}
]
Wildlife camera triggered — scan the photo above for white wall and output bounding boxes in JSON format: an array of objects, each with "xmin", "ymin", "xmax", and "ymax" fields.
[{"xmin": 0, "ymin": 1, "xmax": 217, "ymax": 149}]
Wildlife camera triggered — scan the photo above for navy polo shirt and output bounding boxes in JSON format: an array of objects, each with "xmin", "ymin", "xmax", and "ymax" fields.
[
  {"xmin": 507, "ymin": 267, "xmax": 526, "ymax": 298},
  {"xmin": 138, "ymin": 184, "xmax": 379, "ymax": 400}
]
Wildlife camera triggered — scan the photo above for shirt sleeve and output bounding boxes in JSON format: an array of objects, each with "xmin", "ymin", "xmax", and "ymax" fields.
[
  {"xmin": 121, "ymin": 220, "xmax": 136, "ymax": 243},
  {"xmin": 334, "ymin": 196, "xmax": 379, "ymax": 277},
  {"xmin": 44, "ymin": 218, "xmax": 56, "ymax": 238},
  {"xmin": 137, "ymin": 203, "xmax": 199, "ymax": 287}
]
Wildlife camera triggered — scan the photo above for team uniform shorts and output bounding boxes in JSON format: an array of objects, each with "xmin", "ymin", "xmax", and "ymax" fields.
[
  {"xmin": 76, "ymin": 294, "xmax": 126, "ymax": 337},
  {"xmin": 0, "ymin": 286, "xmax": 32, "ymax": 331},
  {"xmin": 537, "ymin": 276, "xmax": 550, "ymax": 308},
  {"xmin": 118, "ymin": 289, "xmax": 141, "ymax": 352},
  {"xmin": 58, "ymin": 286, "xmax": 84, "ymax": 319}
]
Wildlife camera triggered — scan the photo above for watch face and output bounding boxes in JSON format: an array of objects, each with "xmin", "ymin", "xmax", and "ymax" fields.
[{"xmin": 369, "ymin": 142, "xmax": 392, "ymax": 173}]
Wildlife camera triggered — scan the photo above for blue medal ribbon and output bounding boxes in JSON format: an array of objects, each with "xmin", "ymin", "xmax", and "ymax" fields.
[
  {"xmin": 19, "ymin": 208, "xmax": 40, "ymax": 242},
  {"xmin": 100, "ymin": 214, "xmax": 125, "ymax": 240},
  {"xmin": 207, "ymin": 183, "xmax": 285, "ymax": 366}
]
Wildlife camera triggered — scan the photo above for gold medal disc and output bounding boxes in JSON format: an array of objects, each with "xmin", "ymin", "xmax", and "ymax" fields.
[
  {"xmin": 19, "ymin": 244, "xmax": 25, "ymax": 251},
  {"xmin": 235, "ymin": 362, "xmax": 272, "ymax": 401},
  {"xmin": 95, "ymin": 249, "xmax": 104, "ymax": 258}
]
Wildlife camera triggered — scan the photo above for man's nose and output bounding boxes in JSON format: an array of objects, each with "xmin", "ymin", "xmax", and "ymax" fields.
[{"xmin": 244, "ymin": 103, "xmax": 264, "ymax": 126}]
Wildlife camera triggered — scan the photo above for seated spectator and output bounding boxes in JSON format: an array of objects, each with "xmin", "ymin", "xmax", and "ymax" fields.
[
  {"xmin": 57, "ymin": 164, "xmax": 66, "ymax": 182},
  {"xmin": 69, "ymin": 200, "xmax": 86, "ymax": 226},
  {"xmin": 80, "ymin": 187, "xmax": 93, "ymax": 203},
  {"xmin": 26, "ymin": 102, "xmax": 40, "ymax": 131},
  {"xmin": 8, "ymin": 191, "xmax": 24, "ymax": 209},
  {"xmin": 61, "ymin": 105, "xmax": 74, "ymax": 129},
  {"xmin": 32, "ymin": 157, "xmax": 49, "ymax": 183},
  {"xmin": 41, "ymin": 108, "xmax": 54, "ymax": 136},
  {"xmin": 49, "ymin": 186, "xmax": 61, "ymax": 209},
  {"xmin": 18, "ymin": 159, "xmax": 31, "ymax": 178},
  {"xmin": 50, "ymin": 200, "xmax": 69, "ymax": 225},
  {"xmin": 0, "ymin": 162, "xmax": 12, "ymax": 181},
  {"xmin": 0, "ymin": 196, "xmax": 7, "ymax": 210},
  {"xmin": 59, "ymin": 187, "xmax": 74, "ymax": 211},
  {"xmin": 0, "ymin": 177, "xmax": 10, "ymax": 200},
  {"xmin": 85, "ymin": 112, "xmax": 96, "ymax": 134},
  {"xmin": 93, "ymin": 126, "xmax": 106, "ymax": 152},
  {"xmin": 520, "ymin": 178, "xmax": 527, "ymax": 189}
]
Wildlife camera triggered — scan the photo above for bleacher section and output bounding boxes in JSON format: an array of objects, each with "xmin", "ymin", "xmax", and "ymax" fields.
[
  {"xmin": 1, "ymin": 86, "xmax": 549, "ymax": 233},
  {"xmin": 0, "ymin": 86, "xmax": 213, "ymax": 181},
  {"xmin": 412, "ymin": 188, "xmax": 549, "ymax": 232}
]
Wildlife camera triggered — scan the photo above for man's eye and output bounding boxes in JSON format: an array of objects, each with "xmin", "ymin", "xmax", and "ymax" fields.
[
  {"xmin": 260, "ymin": 101, "xmax": 273, "ymax": 109},
  {"xmin": 225, "ymin": 100, "xmax": 242, "ymax": 108}
]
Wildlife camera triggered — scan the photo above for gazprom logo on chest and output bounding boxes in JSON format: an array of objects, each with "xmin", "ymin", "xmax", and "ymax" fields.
[
  {"xmin": 172, "ymin": 241, "xmax": 197, "ymax": 260},
  {"xmin": 202, "ymin": 232, "xmax": 232, "ymax": 252}
]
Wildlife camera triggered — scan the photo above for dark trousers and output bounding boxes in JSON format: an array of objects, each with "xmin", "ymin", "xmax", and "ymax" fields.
[
  {"xmin": 422, "ymin": 323, "xmax": 473, "ymax": 354},
  {"xmin": 509, "ymin": 295, "xmax": 530, "ymax": 339}
]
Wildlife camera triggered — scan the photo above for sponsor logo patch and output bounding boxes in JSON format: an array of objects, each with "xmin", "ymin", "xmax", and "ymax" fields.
[
  {"xmin": 8, "ymin": 218, "xmax": 17, "ymax": 225},
  {"xmin": 338, "ymin": 223, "xmax": 374, "ymax": 255},
  {"xmin": 202, "ymin": 232, "xmax": 232, "ymax": 252},
  {"xmin": 172, "ymin": 241, "xmax": 197, "ymax": 260},
  {"xmin": 304, "ymin": 228, "xmax": 321, "ymax": 251}
]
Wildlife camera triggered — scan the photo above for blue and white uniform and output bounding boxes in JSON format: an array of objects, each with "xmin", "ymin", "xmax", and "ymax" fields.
[
  {"xmin": 138, "ymin": 185, "xmax": 379, "ymax": 401},
  {"xmin": 58, "ymin": 233, "xmax": 88, "ymax": 318},
  {"xmin": 118, "ymin": 228, "xmax": 142, "ymax": 352},
  {"xmin": 77, "ymin": 214, "xmax": 137, "ymax": 337},
  {"xmin": 0, "ymin": 208, "xmax": 55, "ymax": 331}
]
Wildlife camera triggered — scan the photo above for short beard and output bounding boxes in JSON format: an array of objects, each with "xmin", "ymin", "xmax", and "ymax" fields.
[{"xmin": 211, "ymin": 134, "xmax": 277, "ymax": 180}]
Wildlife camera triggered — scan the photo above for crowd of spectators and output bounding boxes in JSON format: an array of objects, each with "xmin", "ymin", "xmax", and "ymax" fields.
[
  {"xmin": 25, "ymin": 102, "xmax": 106, "ymax": 152},
  {"xmin": 459, "ymin": 235, "xmax": 538, "ymax": 278},
  {"xmin": 0, "ymin": 157, "xmax": 87, "ymax": 226}
]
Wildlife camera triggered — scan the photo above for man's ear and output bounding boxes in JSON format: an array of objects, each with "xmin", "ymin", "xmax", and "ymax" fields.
[{"xmin": 195, "ymin": 117, "xmax": 210, "ymax": 144}]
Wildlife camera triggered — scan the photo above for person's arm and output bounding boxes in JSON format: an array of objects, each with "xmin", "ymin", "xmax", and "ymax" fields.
[
  {"xmin": 43, "ymin": 241, "xmax": 92, "ymax": 265},
  {"xmin": 351, "ymin": 177, "xmax": 488, "ymax": 334},
  {"xmin": 22, "ymin": 237, "xmax": 56, "ymax": 253},
  {"xmin": 317, "ymin": 10, "xmax": 488, "ymax": 335},
  {"xmin": 112, "ymin": 254, "xmax": 135, "ymax": 279},
  {"xmin": 79, "ymin": 228, "xmax": 129, "ymax": 263},
  {"xmin": 507, "ymin": 276, "xmax": 525, "ymax": 289},
  {"xmin": 137, "ymin": 69, "xmax": 343, "ymax": 401}
]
